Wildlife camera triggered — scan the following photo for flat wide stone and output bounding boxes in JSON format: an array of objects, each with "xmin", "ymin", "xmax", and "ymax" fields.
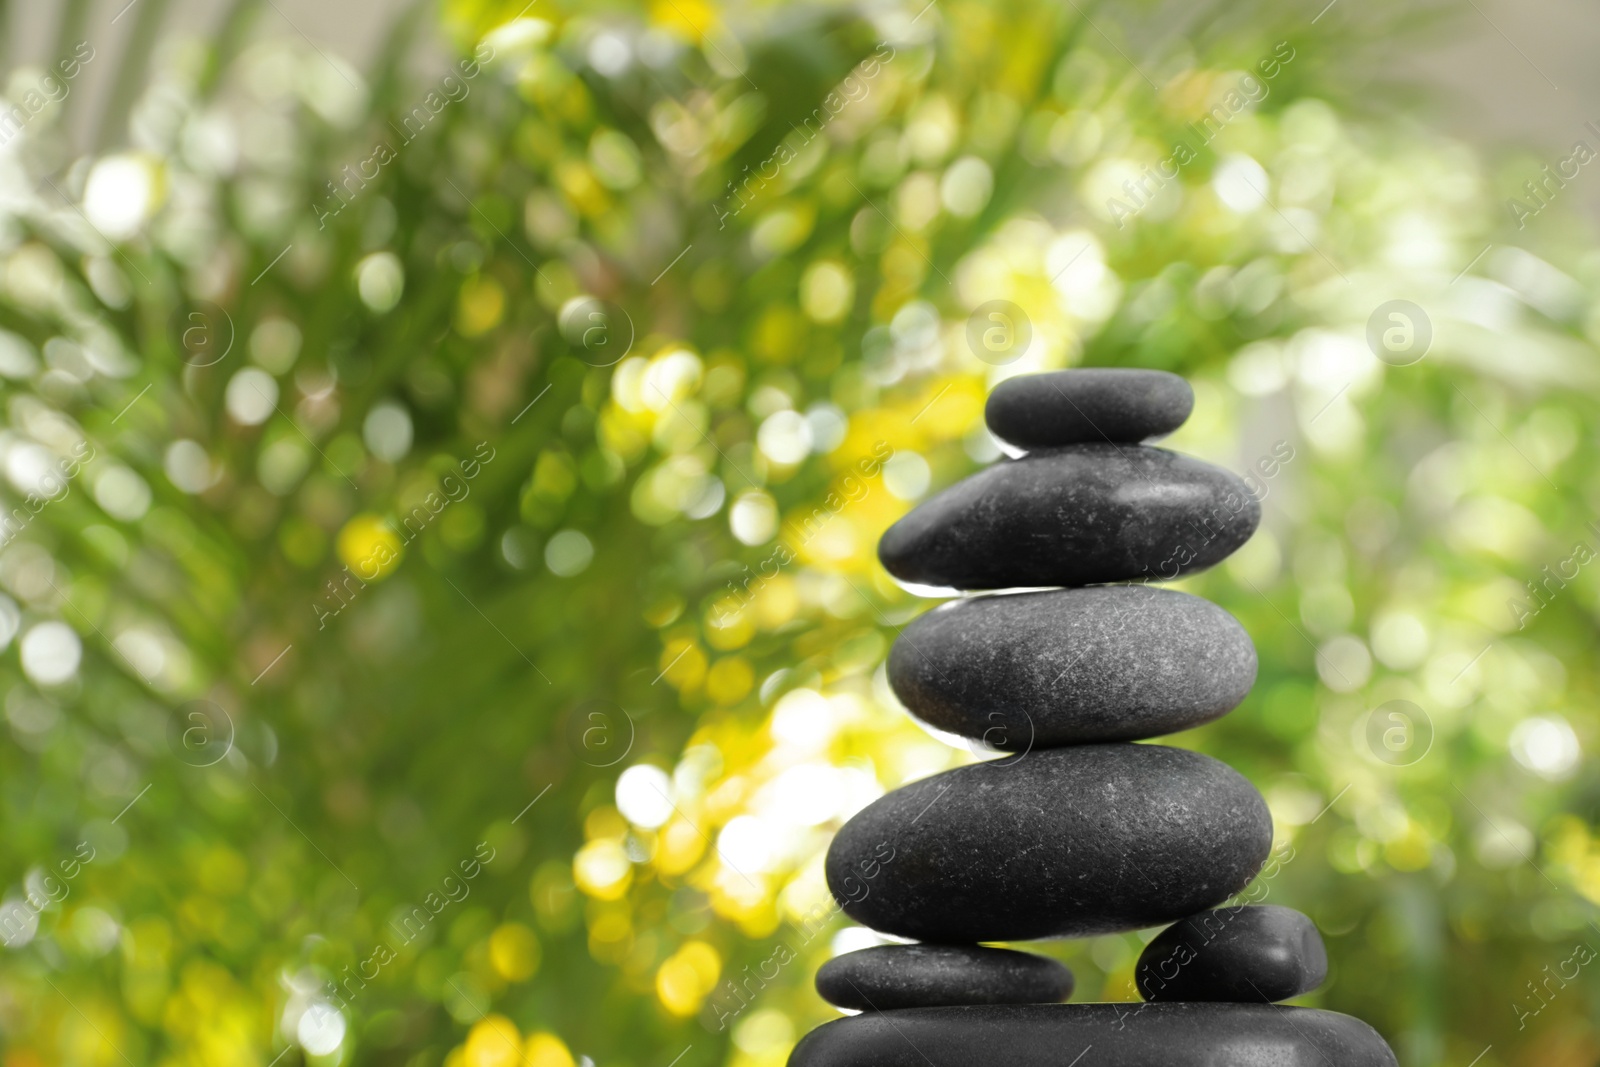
[
  {"xmin": 889, "ymin": 586, "xmax": 1256, "ymax": 747},
  {"xmin": 816, "ymin": 944, "xmax": 1073, "ymax": 1011},
  {"xmin": 789, "ymin": 1003, "xmax": 1397, "ymax": 1067},
  {"xmin": 878, "ymin": 445, "xmax": 1260, "ymax": 592},
  {"xmin": 825, "ymin": 744, "xmax": 1271, "ymax": 942},
  {"xmin": 986, "ymin": 369, "xmax": 1194, "ymax": 449},
  {"xmin": 1137, "ymin": 905, "xmax": 1328, "ymax": 1003}
]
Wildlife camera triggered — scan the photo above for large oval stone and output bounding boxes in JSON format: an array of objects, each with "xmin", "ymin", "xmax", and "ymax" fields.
[
  {"xmin": 889, "ymin": 586, "xmax": 1256, "ymax": 747},
  {"xmin": 877, "ymin": 446, "xmax": 1260, "ymax": 592},
  {"xmin": 816, "ymin": 945, "xmax": 1073, "ymax": 1011},
  {"xmin": 788, "ymin": 1003, "xmax": 1398, "ymax": 1067},
  {"xmin": 986, "ymin": 369, "xmax": 1194, "ymax": 449},
  {"xmin": 1137, "ymin": 905, "xmax": 1327, "ymax": 1003},
  {"xmin": 825, "ymin": 744, "xmax": 1271, "ymax": 942}
]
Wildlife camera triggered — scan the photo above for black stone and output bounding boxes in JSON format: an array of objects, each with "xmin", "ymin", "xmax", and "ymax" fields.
[
  {"xmin": 816, "ymin": 944, "xmax": 1073, "ymax": 1011},
  {"xmin": 788, "ymin": 1003, "xmax": 1397, "ymax": 1067},
  {"xmin": 889, "ymin": 586, "xmax": 1256, "ymax": 748},
  {"xmin": 877, "ymin": 445, "xmax": 1260, "ymax": 592},
  {"xmin": 825, "ymin": 744, "xmax": 1271, "ymax": 942},
  {"xmin": 986, "ymin": 369, "xmax": 1195, "ymax": 449},
  {"xmin": 1137, "ymin": 905, "xmax": 1328, "ymax": 1004}
]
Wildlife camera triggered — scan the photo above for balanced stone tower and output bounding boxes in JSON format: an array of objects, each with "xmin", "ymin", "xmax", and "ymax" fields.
[{"xmin": 790, "ymin": 370, "xmax": 1396, "ymax": 1067}]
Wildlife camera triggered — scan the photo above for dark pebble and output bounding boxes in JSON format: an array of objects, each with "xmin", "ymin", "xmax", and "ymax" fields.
[
  {"xmin": 788, "ymin": 1003, "xmax": 1397, "ymax": 1067},
  {"xmin": 986, "ymin": 369, "xmax": 1195, "ymax": 449},
  {"xmin": 825, "ymin": 744, "xmax": 1271, "ymax": 942},
  {"xmin": 878, "ymin": 445, "xmax": 1260, "ymax": 592},
  {"xmin": 816, "ymin": 944, "xmax": 1073, "ymax": 1011},
  {"xmin": 1137, "ymin": 905, "xmax": 1328, "ymax": 1003},
  {"xmin": 889, "ymin": 586, "xmax": 1256, "ymax": 747}
]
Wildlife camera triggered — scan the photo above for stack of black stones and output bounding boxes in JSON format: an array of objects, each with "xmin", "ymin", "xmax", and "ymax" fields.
[{"xmin": 790, "ymin": 370, "xmax": 1396, "ymax": 1067}]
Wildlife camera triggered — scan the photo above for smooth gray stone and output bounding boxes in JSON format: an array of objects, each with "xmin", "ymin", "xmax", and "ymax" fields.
[
  {"xmin": 1137, "ymin": 905, "xmax": 1328, "ymax": 1003},
  {"xmin": 788, "ymin": 1003, "xmax": 1397, "ymax": 1067},
  {"xmin": 986, "ymin": 369, "xmax": 1194, "ymax": 448},
  {"xmin": 816, "ymin": 945, "xmax": 1073, "ymax": 1011},
  {"xmin": 889, "ymin": 586, "xmax": 1256, "ymax": 747},
  {"xmin": 825, "ymin": 744, "xmax": 1271, "ymax": 942},
  {"xmin": 877, "ymin": 445, "xmax": 1260, "ymax": 592}
]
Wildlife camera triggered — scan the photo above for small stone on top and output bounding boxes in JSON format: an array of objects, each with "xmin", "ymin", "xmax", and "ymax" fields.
[{"xmin": 985, "ymin": 368, "xmax": 1194, "ymax": 449}]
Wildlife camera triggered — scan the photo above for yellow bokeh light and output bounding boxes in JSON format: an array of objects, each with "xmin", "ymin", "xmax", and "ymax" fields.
[
  {"xmin": 706, "ymin": 607, "xmax": 756, "ymax": 651},
  {"xmin": 655, "ymin": 940, "xmax": 720, "ymax": 1016},
  {"xmin": 336, "ymin": 514, "xmax": 403, "ymax": 580},
  {"xmin": 464, "ymin": 1015, "xmax": 522, "ymax": 1067},
  {"xmin": 488, "ymin": 922, "xmax": 542, "ymax": 981},
  {"xmin": 649, "ymin": 0, "xmax": 715, "ymax": 40},
  {"xmin": 457, "ymin": 276, "xmax": 507, "ymax": 337},
  {"xmin": 706, "ymin": 657, "xmax": 754, "ymax": 705},
  {"xmin": 574, "ymin": 839, "xmax": 633, "ymax": 900},
  {"xmin": 659, "ymin": 638, "xmax": 708, "ymax": 691},
  {"xmin": 525, "ymin": 1032, "xmax": 576, "ymax": 1067},
  {"xmin": 657, "ymin": 818, "xmax": 707, "ymax": 876}
]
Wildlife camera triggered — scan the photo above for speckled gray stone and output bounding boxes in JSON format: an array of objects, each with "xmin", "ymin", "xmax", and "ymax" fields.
[
  {"xmin": 816, "ymin": 945, "xmax": 1073, "ymax": 1011},
  {"xmin": 788, "ymin": 1003, "xmax": 1397, "ymax": 1067},
  {"xmin": 889, "ymin": 586, "xmax": 1256, "ymax": 748},
  {"xmin": 877, "ymin": 445, "xmax": 1260, "ymax": 592},
  {"xmin": 825, "ymin": 744, "xmax": 1272, "ymax": 942},
  {"xmin": 986, "ymin": 369, "xmax": 1195, "ymax": 449},
  {"xmin": 1137, "ymin": 905, "xmax": 1328, "ymax": 1004}
]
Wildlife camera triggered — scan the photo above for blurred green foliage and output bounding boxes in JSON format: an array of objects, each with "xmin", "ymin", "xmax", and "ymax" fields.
[{"xmin": 0, "ymin": 1, "xmax": 1597, "ymax": 1066}]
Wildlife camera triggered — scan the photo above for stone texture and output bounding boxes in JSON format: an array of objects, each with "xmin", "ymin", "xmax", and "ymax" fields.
[
  {"xmin": 888, "ymin": 586, "xmax": 1256, "ymax": 748},
  {"xmin": 877, "ymin": 445, "xmax": 1261, "ymax": 592},
  {"xmin": 986, "ymin": 369, "xmax": 1194, "ymax": 449},
  {"xmin": 1137, "ymin": 905, "xmax": 1328, "ymax": 1004},
  {"xmin": 825, "ymin": 744, "xmax": 1272, "ymax": 942},
  {"xmin": 816, "ymin": 944, "xmax": 1073, "ymax": 1011},
  {"xmin": 788, "ymin": 1003, "xmax": 1397, "ymax": 1067}
]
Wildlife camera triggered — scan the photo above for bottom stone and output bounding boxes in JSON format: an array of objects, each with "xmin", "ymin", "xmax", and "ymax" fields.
[{"xmin": 789, "ymin": 1003, "xmax": 1397, "ymax": 1067}]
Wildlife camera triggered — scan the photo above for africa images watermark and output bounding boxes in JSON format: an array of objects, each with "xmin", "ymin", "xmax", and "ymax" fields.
[
  {"xmin": 0, "ymin": 41, "xmax": 96, "ymax": 150},
  {"xmin": 712, "ymin": 441, "xmax": 894, "ymax": 625},
  {"xmin": 313, "ymin": 43, "xmax": 496, "ymax": 229},
  {"xmin": 0, "ymin": 840, "xmax": 97, "ymax": 947},
  {"xmin": 1105, "ymin": 40, "xmax": 1297, "ymax": 229},
  {"xmin": 702, "ymin": 840, "xmax": 897, "ymax": 1031},
  {"xmin": 1506, "ymin": 521, "xmax": 1600, "ymax": 631},
  {"xmin": 314, "ymin": 441, "xmax": 497, "ymax": 628},
  {"xmin": 1506, "ymin": 123, "xmax": 1600, "ymax": 230},
  {"xmin": 713, "ymin": 42, "xmax": 897, "ymax": 229},
  {"xmin": 317, "ymin": 841, "xmax": 498, "ymax": 1015},
  {"xmin": 0, "ymin": 440, "xmax": 98, "ymax": 550},
  {"xmin": 1145, "ymin": 439, "xmax": 1295, "ymax": 581}
]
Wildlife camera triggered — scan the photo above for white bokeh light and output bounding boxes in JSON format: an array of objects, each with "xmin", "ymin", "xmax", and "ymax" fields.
[
  {"xmin": 356, "ymin": 252, "xmax": 405, "ymax": 312},
  {"xmin": 1510, "ymin": 715, "xmax": 1581, "ymax": 780},
  {"xmin": 83, "ymin": 156, "xmax": 158, "ymax": 241},
  {"xmin": 20, "ymin": 622, "xmax": 81, "ymax": 685},
  {"xmin": 297, "ymin": 1002, "xmax": 346, "ymax": 1056},
  {"xmin": 164, "ymin": 440, "xmax": 215, "ymax": 494},
  {"xmin": 1213, "ymin": 154, "xmax": 1270, "ymax": 213},
  {"xmin": 729, "ymin": 491, "xmax": 777, "ymax": 545},
  {"xmin": 757, "ymin": 410, "xmax": 813, "ymax": 465},
  {"xmin": 544, "ymin": 530, "xmax": 594, "ymax": 576},
  {"xmin": 615, "ymin": 764, "xmax": 674, "ymax": 829},
  {"xmin": 225, "ymin": 368, "xmax": 278, "ymax": 426},
  {"xmin": 93, "ymin": 466, "xmax": 152, "ymax": 522},
  {"xmin": 717, "ymin": 815, "xmax": 777, "ymax": 873},
  {"xmin": 883, "ymin": 452, "xmax": 931, "ymax": 500},
  {"xmin": 363, "ymin": 402, "xmax": 413, "ymax": 462}
]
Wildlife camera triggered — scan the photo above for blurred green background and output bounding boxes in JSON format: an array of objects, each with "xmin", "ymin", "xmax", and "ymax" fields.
[{"xmin": 0, "ymin": 1, "xmax": 1598, "ymax": 1065}]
